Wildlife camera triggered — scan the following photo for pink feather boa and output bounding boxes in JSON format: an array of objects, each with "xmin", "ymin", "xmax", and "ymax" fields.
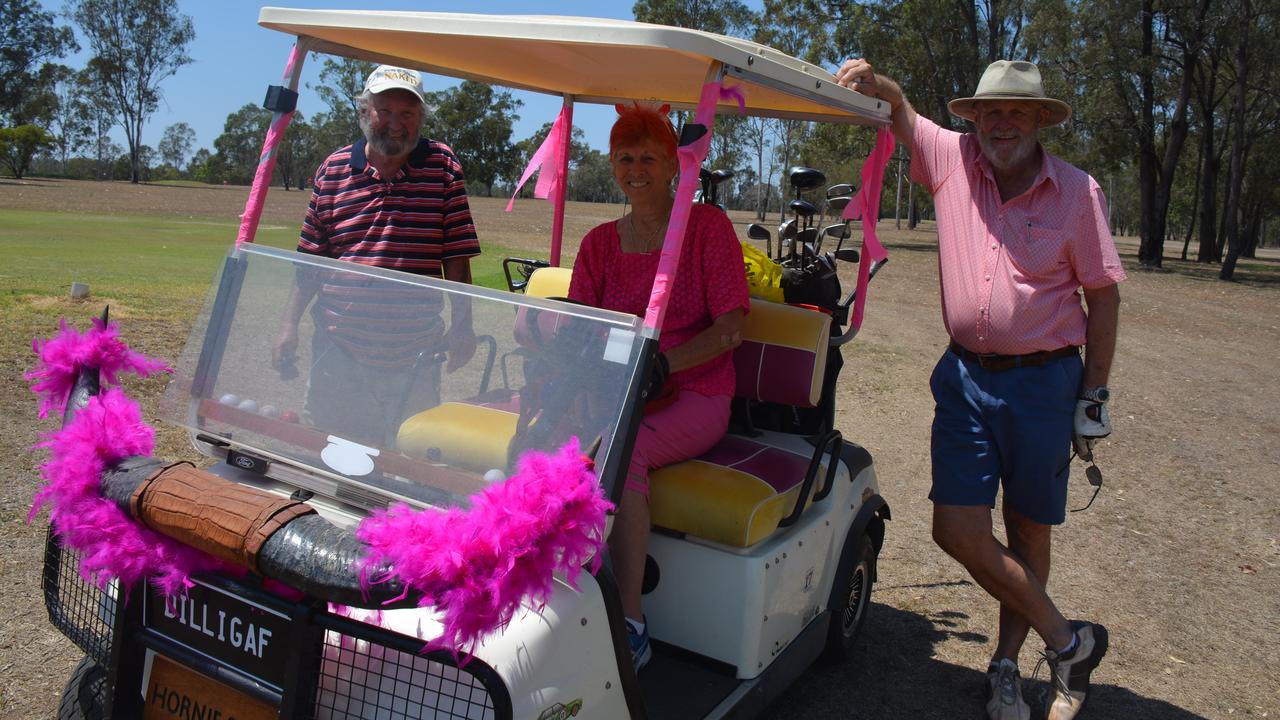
[
  {"xmin": 27, "ymin": 319, "xmax": 227, "ymax": 597},
  {"xmin": 26, "ymin": 317, "xmax": 169, "ymax": 421},
  {"xmin": 29, "ymin": 318, "xmax": 615, "ymax": 656},
  {"xmin": 356, "ymin": 438, "xmax": 614, "ymax": 657}
]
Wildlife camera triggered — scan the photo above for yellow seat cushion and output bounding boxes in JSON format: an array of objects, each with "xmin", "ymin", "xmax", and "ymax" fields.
[
  {"xmin": 525, "ymin": 266, "xmax": 573, "ymax": 298},
  {"xmin": 396, "ymin": 402, "xmax": 518, "ymax": 472},
  {"xmin": 649, "ymin": 435, "xmax": 817, "ymax": 548}
]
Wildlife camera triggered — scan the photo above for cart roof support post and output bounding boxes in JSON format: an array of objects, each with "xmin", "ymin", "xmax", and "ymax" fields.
[
  {"xmin": 549, "ymin": 94, "xmax": 575, "ymax": 267},
  {"xmin": 237, "ymin": 38, "xmax": 311, "ymax": 248}
]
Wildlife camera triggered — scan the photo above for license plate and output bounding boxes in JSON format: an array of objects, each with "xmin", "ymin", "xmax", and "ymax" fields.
[
  {"xmin": 143, "ymin": 579, "xmax": 290, "ymax": 692},
  {"xmin": 144, "ymin": 654, "xmax": 278, "ymax": 720}
]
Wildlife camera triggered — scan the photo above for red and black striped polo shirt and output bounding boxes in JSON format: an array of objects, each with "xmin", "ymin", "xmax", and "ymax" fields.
[
  {"xmin": 298, "ymin": 138, "xmax": 480, "ymax": 368},
  {"xmin": 299, "ymin": 137, "xmax": 480, "ymax": 272}
]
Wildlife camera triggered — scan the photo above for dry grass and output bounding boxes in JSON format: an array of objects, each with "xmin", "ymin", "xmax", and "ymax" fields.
[{"xmin": 2, "ymin": 179, "xmax": 1278, "ymax": 718}]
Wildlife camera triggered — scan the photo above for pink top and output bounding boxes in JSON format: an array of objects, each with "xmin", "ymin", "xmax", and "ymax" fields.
[
  {"xmin": 911, "ymin": 116, "xmax": 1126, "ymax": 355},
  {"xmin": 569, "ymin": 204, "xmax": 749, "ymax": 397}
]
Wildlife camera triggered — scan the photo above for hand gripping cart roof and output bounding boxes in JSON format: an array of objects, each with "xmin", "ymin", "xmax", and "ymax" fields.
[{"xmin": 40, "ymin": 9, "xmax": 894, "ymax": 720}]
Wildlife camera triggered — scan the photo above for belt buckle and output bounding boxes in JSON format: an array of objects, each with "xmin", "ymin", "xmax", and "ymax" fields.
[{"xmin": 975, "ymin": 352, "xmax": 1002, "ymax": 370}]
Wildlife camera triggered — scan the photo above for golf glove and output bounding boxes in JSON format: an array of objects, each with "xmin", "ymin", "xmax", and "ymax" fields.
[{"xmin": 1073, "ymin": 387, "xmax": 1112, "ymax": 460}]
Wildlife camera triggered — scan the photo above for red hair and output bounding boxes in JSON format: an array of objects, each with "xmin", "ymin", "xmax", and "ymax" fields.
[{"xmin": 610, "ymin": 103, "xmax": 677, "ymax": 161}]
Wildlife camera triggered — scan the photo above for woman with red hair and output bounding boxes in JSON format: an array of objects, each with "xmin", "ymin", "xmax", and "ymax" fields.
[{"xmin": 568, "ymin": 103, "xmax": 749, "ymax": 671}]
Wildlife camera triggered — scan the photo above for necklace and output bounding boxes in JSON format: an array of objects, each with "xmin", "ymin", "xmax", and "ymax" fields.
[{"xmin": 627, "ymin": 213, "xmax": 667, "ymax": 254}]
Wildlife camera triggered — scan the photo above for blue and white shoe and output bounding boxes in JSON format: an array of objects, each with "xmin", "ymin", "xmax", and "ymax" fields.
[{"xmin": 626, "ymin": 617, "xmax": 652, "ymax": 672}]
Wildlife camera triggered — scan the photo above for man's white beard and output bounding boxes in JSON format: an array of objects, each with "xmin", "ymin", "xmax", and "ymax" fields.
[
  {"xmin": 364, "ymin": 122, "xmax": 418, "ymax": 158},
  {"xmin": 979, "ymin": 131, "xmax": 1037, "ymax": 172}
]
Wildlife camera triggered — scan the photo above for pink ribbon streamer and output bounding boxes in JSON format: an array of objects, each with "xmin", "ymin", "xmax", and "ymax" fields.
[
  {"xmin": 643, "ymin": 81, "xmax": 723, "ymax": 332},
  {"xmin": 236, "ymin": 43, "xmax": 305, "ymax": 249},
  {"xmin": 506, "ymin": 107, "xmax": 570, "ymax": 212},
  {"xmin": 719, "ymin": 83, "xmax": 746, "ymax": 113},
  {"xmin": 842, "ymin": 127, "xmax": 895, "ymax": 331}
]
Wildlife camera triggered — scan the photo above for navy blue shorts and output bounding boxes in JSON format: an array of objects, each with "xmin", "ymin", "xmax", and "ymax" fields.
[{"xmin": 929, "ymin": 348, "xmax": 1082, "ymax": 525}]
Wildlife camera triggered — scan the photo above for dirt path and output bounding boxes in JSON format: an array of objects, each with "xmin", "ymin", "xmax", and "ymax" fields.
[{"xmin": 2, "ymin": 179, "xmax": 1277, "ymax": 718}]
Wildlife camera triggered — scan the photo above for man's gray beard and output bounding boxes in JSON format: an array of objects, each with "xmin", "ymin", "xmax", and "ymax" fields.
[
  {"xmin": 979, "ymin": 132, "xmax": 1037, "ymax": 172},
  {"xmin": 360, "ymin": 117, "xmax": 418, "ymax": 158}
]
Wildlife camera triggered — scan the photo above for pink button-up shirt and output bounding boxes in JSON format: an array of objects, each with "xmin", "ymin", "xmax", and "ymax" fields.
[{"xmin": 911, "ymin": 116, "xmax": 1126, "ymax": 355}]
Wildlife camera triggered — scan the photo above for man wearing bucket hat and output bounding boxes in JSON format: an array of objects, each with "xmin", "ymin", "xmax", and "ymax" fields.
[
  {"xmin": 835, "ymin": 59, "xmax": 1124, "ymax": 720},
  {"xmin": 273, "ymin": 65, "xmax": 479, "ymax": 445}
]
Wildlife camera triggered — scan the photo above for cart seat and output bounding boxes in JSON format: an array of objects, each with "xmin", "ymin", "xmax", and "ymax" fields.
[
  {"xmin": 395, "ymin": 266, "xmax": 572, "ymax": 473},
  {"xmin": 396, "ymin": 391, "xmax": 520, "ymax": 472},
  {"xmin": 649, "ymin": 300, "xmax": 833, "ymax": 547},
  {"xmin": 649, "ymin": 434, "xmax": 826, "ymax": 547},
  {"xmin": 396, "ymin": 271, "xmax": 839, "ymax": 546}
]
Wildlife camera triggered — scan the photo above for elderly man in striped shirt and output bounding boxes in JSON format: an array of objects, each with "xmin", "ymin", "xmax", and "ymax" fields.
[
  {"xmin": 272, "ymin": 65, "xmax": 480, "ymax": 447},
  {"xmin": 836, "ymin": 59, "xmax": 1124, "ymax": 720}
]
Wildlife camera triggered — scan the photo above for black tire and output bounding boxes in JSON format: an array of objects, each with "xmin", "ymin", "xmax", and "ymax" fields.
[
  {"xmin": 822, "ymin": 531, "xmax": 876, "ymax": 663},
  {"xmin": 57, "ymin": 656, "xmax": 107, "ymax": 720}
]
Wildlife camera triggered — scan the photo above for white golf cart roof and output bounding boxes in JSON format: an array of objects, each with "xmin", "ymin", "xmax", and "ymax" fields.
[{"xmin": 257, "ymin": 8, "xmax": 890, "ymax": 125}]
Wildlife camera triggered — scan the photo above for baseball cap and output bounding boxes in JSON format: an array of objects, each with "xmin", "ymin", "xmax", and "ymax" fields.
[{"xmin": 363, "ymin": 65, "xmax": 427, "ymax": 105}]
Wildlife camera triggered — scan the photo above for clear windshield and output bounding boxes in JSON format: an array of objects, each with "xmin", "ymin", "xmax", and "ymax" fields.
[{"xmin": 162, "ymin": 245, "xmax": 647, "ymax": 509}]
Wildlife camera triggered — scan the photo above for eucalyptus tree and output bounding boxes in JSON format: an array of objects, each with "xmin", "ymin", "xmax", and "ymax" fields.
[
  {"xmin": 0, "ymin": 0, "xmax": 77, "ymax": 125},
  {"xmin": 69, "ymin": 0, "xmax": 194, "ymax": 183},
  {"xmin": 157, "ymin": 121, "xmax": 195, "ymax": 172},
  {"xmin": 424, "ymin": 81, "xmax": 522, "ymax": 197}
]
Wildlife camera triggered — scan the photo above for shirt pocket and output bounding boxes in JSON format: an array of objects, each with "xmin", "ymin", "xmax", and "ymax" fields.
[{"xmin": 1006, "ymin": 225, "xmax": 1070, "ymax": 278}]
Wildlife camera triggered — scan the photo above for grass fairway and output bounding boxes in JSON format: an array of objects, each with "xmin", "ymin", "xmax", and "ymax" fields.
[{"xmin": 1, "ymin": 208, "xmax": 524, "ymax": 327}]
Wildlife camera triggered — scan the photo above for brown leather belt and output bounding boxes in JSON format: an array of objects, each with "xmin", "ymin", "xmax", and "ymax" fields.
[{"xmin": 948, "ymin": 340, "xmax": 1078, "ymax": 372}]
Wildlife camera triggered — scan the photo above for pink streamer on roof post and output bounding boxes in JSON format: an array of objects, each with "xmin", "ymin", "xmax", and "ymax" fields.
[
  {"xmin": 842, "ymin": 127, "xmax": 895, "ymax": 331},
  {"xmin": 505, "ymin": 103, "xmax": 573, "ymax": 266},
  {"xmin": 236, "ymin": 43, "xmax": 307, "ymax": 249},
  {"xmin": 643, "ymin": 78, "xmax": 727, "ymax": 333}
]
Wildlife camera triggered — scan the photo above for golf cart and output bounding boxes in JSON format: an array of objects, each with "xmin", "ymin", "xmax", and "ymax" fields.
[{"xmin": 39, "ymin": 9, "xmax": 893, "ymax": 720}]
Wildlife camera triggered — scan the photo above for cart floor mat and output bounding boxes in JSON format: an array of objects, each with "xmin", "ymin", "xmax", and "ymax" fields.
[{"xmin": 639, "ymin": 641, "xmax": 739, "ymax": 718}]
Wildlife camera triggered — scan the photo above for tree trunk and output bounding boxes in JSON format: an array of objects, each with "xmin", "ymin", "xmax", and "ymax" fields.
[
  {"xmin": 1241, "ymin": 200, "xmax": 1262, "ymax": 258},
  {"xmin": 1219, "ymin": 0, "xmax": 1250, "ymax": 281},
  {"xmin": 1136, "ymin": 0, "xmax": 1162, "ymax": 267},
  {"xmin": 1181, "ymin": 135, "xmax": 1203, "ymax": 260},
  {"xmin": 1159, "ymin": 0, "xmax": 1209, "ymax": 264},
  {"xmin": 1195, "ymin": 47, "xmax": 1221, "ymax": 262}
]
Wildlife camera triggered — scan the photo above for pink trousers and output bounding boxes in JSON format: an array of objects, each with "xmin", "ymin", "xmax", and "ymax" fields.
[{"xmin": 626, "ymin": 391, "xmax": 731, "ymax": 498}]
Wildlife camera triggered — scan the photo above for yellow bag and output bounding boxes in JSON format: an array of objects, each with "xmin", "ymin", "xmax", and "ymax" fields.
[{"xmin": 741, "ymin": 241, "xmax": 784, "ymax": 303}]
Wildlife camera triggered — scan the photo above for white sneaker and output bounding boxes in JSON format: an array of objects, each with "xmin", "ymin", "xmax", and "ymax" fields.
[
  {"xmin": 1042, "ymin": 621, "xmax": 1109, "ymax": 720},
  {"xmin": 985, "ymin": 658, "xmax": 1031, "ymax": 720}
]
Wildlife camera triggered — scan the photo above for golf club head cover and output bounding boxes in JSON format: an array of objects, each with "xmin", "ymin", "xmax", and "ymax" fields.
[{"xmin": 1073, "ymin": 394, "xmax": 1111, "ymax": 460}]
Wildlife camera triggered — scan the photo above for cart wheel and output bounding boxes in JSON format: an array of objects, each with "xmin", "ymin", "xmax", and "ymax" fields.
[
  {"xmin": 822, "ymin": 531, "xmax": 875, "ymax": 663},
  {"xmin": 57, "ymin": 656, "xmax": 106, "ymax": 720}
]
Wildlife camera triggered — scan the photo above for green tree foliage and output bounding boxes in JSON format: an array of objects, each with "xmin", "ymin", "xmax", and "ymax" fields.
[
  {"xmin": 188, "ymin": 147, "xmax": 215, "ymax": 183},
  {"xmin": 0, "ymin": 124, "xmax": 55, "ymax": 178},
  {"xmin": 212, "ymin": 103, "xmax": 272, "ymax": 185},
  {"xmin": 571, "ymin": 150, "xmax": 624, "ymax": 204},
  {"xmin": 307, "ymin": 55, "xmax": 375, "ymax": 154},
  {"xmin": 425, "ymin": 81, "xmax": 522, "ymax": 196},
  {"xmin": 44, "ymin": 65, "xmax": 91, "ymax": 173},
  {"xmin": 632, "ymin": 0, "xmax": 753, "ymax": 36},
  {"xmin": 69, "ymin": 0, "xmax": 194, "ymax": 183},
  {"xmin": 829, "ymin": 0, "xmax": 1029, "ymax": 130},
  {"xmin": 277, "ymin": 113, "xmax": 323, "ymax": 191},
  {"xmin": 157, "ymin": 121, "xmax": 196, "ymax": 171},
  {"xmin": 73, "ymin": 68, "xmax": 120, "ymax": 180},
  {"xmin": 0, "ymin": 0, "xmax": 78, "ymax": 125}
]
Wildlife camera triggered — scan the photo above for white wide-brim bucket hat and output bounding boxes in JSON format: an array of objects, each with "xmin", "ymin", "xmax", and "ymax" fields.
[{"xmin": 948, "ymin": 60, "xmax": 1071, "ymax": 127}]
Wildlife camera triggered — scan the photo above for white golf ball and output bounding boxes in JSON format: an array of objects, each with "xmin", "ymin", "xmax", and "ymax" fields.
[
  {"xmin": 219, "ymin": 393, "xmax": 240, "ymax": 406},
  {"xmin": 238, "ymin": 398, "xmax": 259, "ymax": 413},
  {"xmin": 259, "ymin": 404, "xmax": 280, "ymax": 418},
  {"xmin": 483, "ymin": 469, "xmax": 507, "ymax": 483}
]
